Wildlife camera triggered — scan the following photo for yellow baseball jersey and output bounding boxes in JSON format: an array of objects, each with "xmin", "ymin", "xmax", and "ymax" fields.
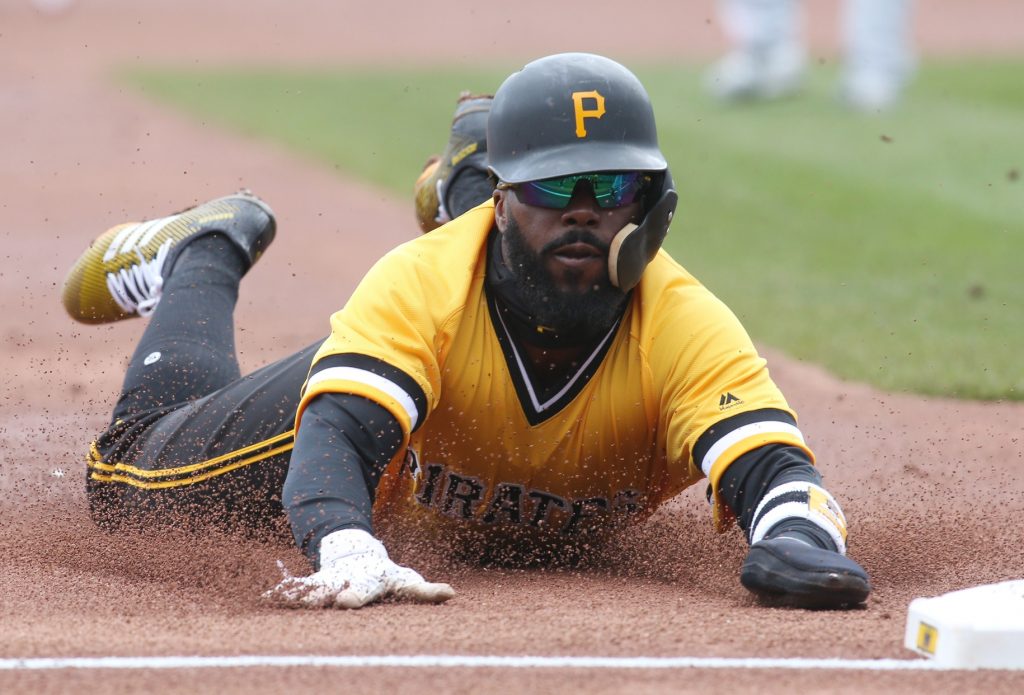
[{"xmin": 297, "ymin": 200, "xmax": 811, "ymax": 541}]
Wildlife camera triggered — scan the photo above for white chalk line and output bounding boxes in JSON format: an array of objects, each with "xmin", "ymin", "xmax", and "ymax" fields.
[{"xmin": 0, "ymin": 654, "xmax": 953, "ymax": 672}]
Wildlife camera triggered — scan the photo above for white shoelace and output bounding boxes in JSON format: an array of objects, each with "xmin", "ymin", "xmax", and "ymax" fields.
[{"xmin": 105, "ymin": 239, "xmax": 172, "ymax": 317}]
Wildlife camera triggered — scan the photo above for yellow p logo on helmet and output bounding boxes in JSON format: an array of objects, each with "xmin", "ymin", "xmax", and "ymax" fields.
[{"xmin": 572, "ymin": 90, "xmax": 606, "ymax": 138}]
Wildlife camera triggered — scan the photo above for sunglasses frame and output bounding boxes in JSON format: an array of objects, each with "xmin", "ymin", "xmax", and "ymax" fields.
[{"xmin": 498, "ymin": 172, "xmax": 653, "ymax": 210}]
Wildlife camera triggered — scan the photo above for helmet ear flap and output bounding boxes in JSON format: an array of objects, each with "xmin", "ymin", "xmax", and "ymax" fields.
[{"xmin": 607, "ymin": 175, "xmax": 677, "ymax": 291}]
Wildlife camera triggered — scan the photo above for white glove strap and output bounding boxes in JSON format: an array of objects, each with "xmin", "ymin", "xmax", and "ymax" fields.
[
  {"xmin": 748, "ymin": 481, "xmax": 849, "ymax": 555},
  {"xmin": 319, "ymin": 528, "xmax": 387, "ymax": 569}
]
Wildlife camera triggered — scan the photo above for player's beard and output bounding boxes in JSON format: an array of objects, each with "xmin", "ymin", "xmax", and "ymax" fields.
[{"xmin": 502, "ymin": 214, "xmax": 627, "ymax": 336}]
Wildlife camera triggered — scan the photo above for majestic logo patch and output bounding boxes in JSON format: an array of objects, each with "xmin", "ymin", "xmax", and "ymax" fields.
[
  {"xmin": 718, "ymin": 392, "xmax": 742, "ymax": 409},
  {"xmin": 572, "ymin": 90, "xmax": 606, "ymax": 138}
]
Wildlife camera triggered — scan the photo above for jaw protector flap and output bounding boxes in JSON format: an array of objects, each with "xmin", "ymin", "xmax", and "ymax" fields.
[{"xmin": 607, "ymin": 175, "xmax": 677, "ymax": 291}]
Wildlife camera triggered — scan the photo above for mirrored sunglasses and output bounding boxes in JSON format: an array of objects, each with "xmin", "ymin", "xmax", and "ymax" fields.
[{"xmin": 498, "ymin": 172, "xmax": 652, "ymax": 210}]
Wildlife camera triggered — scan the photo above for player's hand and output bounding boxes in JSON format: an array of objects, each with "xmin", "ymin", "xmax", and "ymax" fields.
[{"xmin": 263, "ymin": 528, "xmax": 454, "ymax": 609}]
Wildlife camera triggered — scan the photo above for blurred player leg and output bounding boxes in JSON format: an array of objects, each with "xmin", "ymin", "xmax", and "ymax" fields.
[
  {"xmin": 705, "ymin": 0, "xmax": 806, "ymax": 101},
  {"xmin": 840, "ymin": 0, "xmax": 915, "ymax": 111}
]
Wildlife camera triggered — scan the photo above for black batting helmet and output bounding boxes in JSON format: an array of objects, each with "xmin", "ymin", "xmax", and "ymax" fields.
[{"xmin": 487, "ymin": 52, "xmax": 677, "ymax": 291}]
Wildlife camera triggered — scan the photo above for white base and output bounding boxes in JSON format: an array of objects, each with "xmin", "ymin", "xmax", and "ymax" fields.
[{"xmin": 904, "ymin": 579, "xmax": 1024, "ymax": 669}]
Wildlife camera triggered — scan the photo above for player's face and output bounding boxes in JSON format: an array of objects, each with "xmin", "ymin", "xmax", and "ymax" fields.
[
  {"xmin": 494, "ymin": 179, "xmax": 642, "ymax": 330},
  {"xmin": 495, "ymin": 179, "xmax": 642, "ymax": 295}
]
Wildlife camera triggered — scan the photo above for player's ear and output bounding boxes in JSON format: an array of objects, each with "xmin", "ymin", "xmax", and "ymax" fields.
[{"xmin": 493, "ymin": 188, "xmax": 508, "ymax": 233}]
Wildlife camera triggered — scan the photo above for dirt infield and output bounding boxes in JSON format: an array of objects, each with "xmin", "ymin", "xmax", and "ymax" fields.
[{"xmin": 2, "ymin": 1, "xmax": 1022, "ymax": 692}]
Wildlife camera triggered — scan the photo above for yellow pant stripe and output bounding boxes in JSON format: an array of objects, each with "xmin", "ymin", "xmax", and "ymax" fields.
[
  {"xmin": 87, "ymin": 430, "xmax": 294, "ymax": 479},
  {"xmin": 88, "ymin": 442, "xmax": 294, "ymax": 490}
]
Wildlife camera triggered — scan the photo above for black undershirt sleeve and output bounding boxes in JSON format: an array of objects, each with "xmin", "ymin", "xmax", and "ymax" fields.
[
  {"xmin": 716, "ymin": 443, "xmax": 822, "ymax": 533},
  {"xmin": 283, "ymin": 392, "xmax": 404, "ymax": 565}
]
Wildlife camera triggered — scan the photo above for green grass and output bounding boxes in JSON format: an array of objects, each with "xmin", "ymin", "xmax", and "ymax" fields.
[{"xmin": 120, "ymin": 59, "xmax": 1024, "ymax": 401}]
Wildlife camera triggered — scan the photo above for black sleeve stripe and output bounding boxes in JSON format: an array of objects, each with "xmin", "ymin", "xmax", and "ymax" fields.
[
  {"xmin": 309, "ymin": 353, "xmax": 428, "ymax": 432},
  {"xmin": 693, "ymin": 408, "xmax": 798, "ymax": 472}
]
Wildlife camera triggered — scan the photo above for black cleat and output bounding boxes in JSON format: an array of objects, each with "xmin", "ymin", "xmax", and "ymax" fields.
[{"xmin": 414, "ymin": 93, "xmax": 492, "ymax": 233}]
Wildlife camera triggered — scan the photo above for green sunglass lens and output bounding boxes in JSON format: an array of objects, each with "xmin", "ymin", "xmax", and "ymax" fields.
[{"xmin": 516, "ymin": 173, "xmax": 648, "ymax": 209}]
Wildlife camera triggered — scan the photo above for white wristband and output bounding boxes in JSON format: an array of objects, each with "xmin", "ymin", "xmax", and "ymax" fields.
[
  {"xmin": 749, "ymin": 481, "xmax": 849, "ymax": 555},
  {"xmin": 319, "ymin": 528, "xmax": 386, "ymax": 567}
]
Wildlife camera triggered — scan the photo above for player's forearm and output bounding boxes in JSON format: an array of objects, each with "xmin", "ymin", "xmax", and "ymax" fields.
[
  {"xmin": 283, "ymin": 393, "xmax": 403, "ymax": 564},
  {"xmin": 717, "ymin": 443, "xmax": 821, "ymax": 532},
  {"xmin": 719, "ymin": 443, "xmax": 848, "ymax": 553}
]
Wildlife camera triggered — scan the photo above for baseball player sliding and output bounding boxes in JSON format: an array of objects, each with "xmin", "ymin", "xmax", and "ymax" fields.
[{"xmin": 63, "ymin": 53, "xmax": 870, "ymax": 610}]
